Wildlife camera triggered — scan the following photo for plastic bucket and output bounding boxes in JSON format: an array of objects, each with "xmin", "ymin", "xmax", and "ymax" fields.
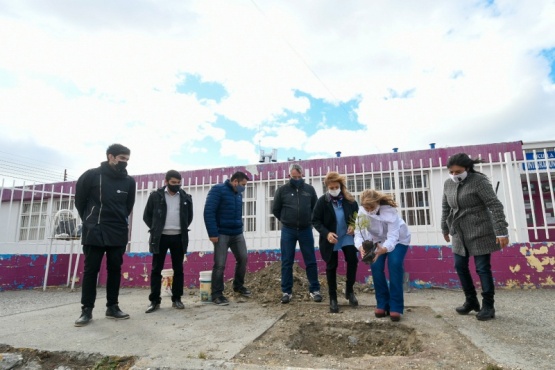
[
  {"xmin": 161, "ymin": 269, "xmax": 174, "ymax": 296},
  {"xmin": 199, "ymin": 270, "xmax": 212, "ymax": 303}
]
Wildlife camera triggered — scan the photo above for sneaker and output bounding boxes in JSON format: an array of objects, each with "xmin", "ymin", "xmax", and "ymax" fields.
[
  {"xmin": 233, "ymin": 286, "xmax": 252, "ymax": 297},
  {"xmin": 213, "ymin": 296, "xmax": 229, "ymax": 306},
  {"xmin": 310, "ymin": 291, "xmax": 323, "ymax": 303},
  {"xmin": 281, "ymin": 293, "xmax": 292, "ymax": 304}
]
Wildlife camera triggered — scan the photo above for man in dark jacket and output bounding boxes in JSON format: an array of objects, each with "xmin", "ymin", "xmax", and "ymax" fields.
[
  {"xmin": 74, "ymin": 143, "xmax": 136, "ymax": 327},
  {"xmin": 203, "ymin": 171, "xmax": 250, "ymax": 305},
  {"xmin": 143, "ymin": 170, "xmax": 193, "ymax": 313},
  {"xmin": 272, "ymin": 163, "xmax": 321, "ymax": 304}
]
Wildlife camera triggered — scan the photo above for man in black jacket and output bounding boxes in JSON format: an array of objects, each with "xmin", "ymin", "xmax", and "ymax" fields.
[
  {"xmin": 272, "ymin": 163, "xmax": 321, "ymax": 304},
  {"xmin": 74, "ymin": 143, "xmax": 136, "ymax": 327},
  {"xmin": 143, "ymin": 170, "xmax": 193, "ymax": 313}
]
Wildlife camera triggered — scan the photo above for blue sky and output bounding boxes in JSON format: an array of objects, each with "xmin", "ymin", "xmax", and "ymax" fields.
[{"xmin": 0, "ymin": 0, "xmax": 554, "ymax": 183}]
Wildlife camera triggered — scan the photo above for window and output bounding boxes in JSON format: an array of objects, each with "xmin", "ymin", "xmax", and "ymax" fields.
[
  {"xmin": 400, "ymin": 173, "xmax": 431, "ymax": 226},
  {"xmin": 54, "ymin": 198, "xmax": 75, "ymax": 213},
  {"xmin": 267, "ymin": 181, "xmax": 288, "ymax": 231},
  {"xmin": 242, "ymin": 183, "xmax": 256, "ymax": 232},
  {"xmin": 19, "ymin": 201, "xmax": 48, "ymax": 241}
]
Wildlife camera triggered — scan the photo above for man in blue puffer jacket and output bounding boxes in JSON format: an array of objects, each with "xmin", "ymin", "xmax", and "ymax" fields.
[{"xmin": 203, "ymin": 171, "xmax": 251, "ymax": 305}]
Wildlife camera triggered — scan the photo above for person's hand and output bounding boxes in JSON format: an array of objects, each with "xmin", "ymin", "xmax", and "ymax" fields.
[
  {"xmin": 496, "ymin": 236, "xmax": 509, "ymax": 248},
  {"xmin": 209, "ymin": 237, "xmax": 219, "ymax": 243},
  {"xmin": 358, "ymin": 246, "xmax": 365, "ymax": 258},
  {"xmin": 372, "ymin": 244, "xmax": 387, "ymax": 262},
  {"xmin": 327, "ymin": 232, "xmax": 338, "ymax": 244},
  {"xmin": 443, "ymin": 234, "xmax": 450, "ymax": 243},
  {"xmin": 346, "ymin": 226, "xmax": 354, "ymax": 235}
]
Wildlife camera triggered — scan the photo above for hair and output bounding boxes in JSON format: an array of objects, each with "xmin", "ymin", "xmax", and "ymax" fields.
[
  {"xmin": 230, "ymin": 171, "xmax": 250, "ymax": 182},
  {"xmin": 165, "ymin": 170, "xmax": 182, "ymax": 182},
  {"xmin": 324, "ymin": 171, "xmax": 354, "ymax": 202},
  {"xmin": 289, "ymin": 163, "xmax": 303, "ymax": 175},
  {"xmin": 360, "ymin": 189, "xmax": 398, "ymax": 208},
  {"xmin": 446, "ymin": 153, "xmax": 485, "ymax": 173},
  {"xmin": 106, "ymin": 143, "xmax": 130, "ymax": 158}
]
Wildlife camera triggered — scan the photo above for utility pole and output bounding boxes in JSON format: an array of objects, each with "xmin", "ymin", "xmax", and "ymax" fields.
[{"xmin": 64, "ymin": 169, "xmax": 67, "ymax": 181}]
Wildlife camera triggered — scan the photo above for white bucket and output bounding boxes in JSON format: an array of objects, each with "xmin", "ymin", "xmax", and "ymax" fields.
[
  {"xmin": 161, "ymin": 269, "xmax": 174, "ymax": 296},
  {"xmin": 199, "ymin": 270, "xmax": 212, "ymax": 303}
]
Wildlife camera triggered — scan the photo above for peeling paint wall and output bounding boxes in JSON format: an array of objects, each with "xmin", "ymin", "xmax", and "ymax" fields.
[{"xmin": 2, "ymin": 242, "xmax": 554, "ymax": 291}]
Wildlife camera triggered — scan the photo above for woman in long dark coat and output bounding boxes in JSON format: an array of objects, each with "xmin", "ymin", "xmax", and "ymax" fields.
[
  {"xmin": 312, "ymin": 172, "xmax": 359, "ymax": 313},
  {"xmin": 441, "ymin": 153, "xmax": 509, "ymax": 321}
]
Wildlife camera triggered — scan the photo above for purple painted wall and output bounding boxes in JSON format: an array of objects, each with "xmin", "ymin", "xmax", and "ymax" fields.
[{"xmin": 2, "ymin": 242, "xmax": 554, "ymax": 291}]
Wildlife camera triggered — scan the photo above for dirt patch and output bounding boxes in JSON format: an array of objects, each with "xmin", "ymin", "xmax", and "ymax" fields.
[
  {"xmin": 0, "ymin": 344, "xmax": 135, "ymax": 370},
  {"xmin": 223, "ymin": 261, "xmax": 511, "ymax": 370}
]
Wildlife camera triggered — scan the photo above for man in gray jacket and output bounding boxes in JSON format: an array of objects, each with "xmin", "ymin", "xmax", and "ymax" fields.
[{"xmin": 272, "ymin": 163, "xmax": 321, "ymax": 304}]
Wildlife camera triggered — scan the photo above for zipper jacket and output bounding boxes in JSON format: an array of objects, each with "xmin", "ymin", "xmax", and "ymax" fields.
[
  {"xmin": 272, "ymin": 181, "xmax": 318, "ymax": 229},
  {"xmin": 143, "ymin": 186, "xmax": 193, "ymax": 254},
  {"xmin": 75, "ymin": 161, "xmax": 136, "ymax": 247}
]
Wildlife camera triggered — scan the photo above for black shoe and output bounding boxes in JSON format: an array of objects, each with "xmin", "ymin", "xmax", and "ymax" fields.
[
  {"xmin": 74, "ymin": 307, "xmax": 93, "ymax": 327},
  {"xmin": 329, "ymin": 299, "xmax": 339, "ymax": 313},
  {"xmin": 281, "ymin": 293, "xmax": 292, "ymax": 304},
  {"xmin": 346, "ymin": 292, "xmax": 358, "ymax": 307},
  {"xmin": 310, "ymin": 291, "xmax": 323, "ymax": 302},
  {"xmin": 105, "ymin": 304, "xmax": 130, "ymax": 320},
  {"xmin": 172, "ymin": 300, "xmax": 185, "ymax": 309},
  {"xmin": 145, "ymin": 301, "xmax": 160, "ymax": 313},
  {"xmin": 233, "ymin": 286, "xmax": 252, "ymax": 297},
  {"xmin": 455, "ymin": 300, "xmax": 480, "ymax": 315},
  {"xmin": 476, "ymin": 307, "xmax": 496, "ymax": 321},
  {"xmin": 213, "ymin": 296, "xmax": 229, "ymax": 306}
]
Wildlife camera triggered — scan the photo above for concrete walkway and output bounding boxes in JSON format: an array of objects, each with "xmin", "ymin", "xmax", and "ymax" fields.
[{"xmin": 1, "ymin": 287, "xmax": 554, "ymax": 369}]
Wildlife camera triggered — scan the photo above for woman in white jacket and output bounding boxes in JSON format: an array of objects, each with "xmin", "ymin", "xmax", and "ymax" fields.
[{"xmin": 356, "ymin": 189, "xmax": 411, "ymax": 322}]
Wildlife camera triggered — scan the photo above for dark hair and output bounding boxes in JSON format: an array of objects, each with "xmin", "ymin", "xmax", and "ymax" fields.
[
  {"xmin": 446, "ymin": 153, "xmax": 485, "ymax": 173},
  {"xmin": 230, "ymin": 171, "xmax": 249, "ymax": 182},
  {"xmin": 165, "ymin": 170, "xmax": 182, "ymax": 182},
  {"xmin": 106, "ymin": 143, "xmax": 130, "ymax": 158}
]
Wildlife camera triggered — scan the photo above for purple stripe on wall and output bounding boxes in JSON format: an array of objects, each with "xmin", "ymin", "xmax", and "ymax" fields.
[{"xmin": 1, "ymin": 241, "xmax": 553, "ymax": 291}]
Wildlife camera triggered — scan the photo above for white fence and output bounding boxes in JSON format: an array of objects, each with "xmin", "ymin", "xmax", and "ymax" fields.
[{"xmin": 1, "ymin": 150, "xmax": 554, "ymax": 255}]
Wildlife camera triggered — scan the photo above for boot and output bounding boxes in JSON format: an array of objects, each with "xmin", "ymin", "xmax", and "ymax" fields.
[
  {"xmin": 329, "ymin": 298, "xmax": 339, "ymax": 313},
  {"xmin": 345, "ymin": 292, "xmax": 358, "ymax": 307},
  {"xmin": 105, "ymin": 304, "xmax": 130, "ymax": 320},
  {"xmin": 476, "ymin": 299, "xmax": 495, "ymax": 321},
  {"xmin": 455, "ymin": 297, "xmax": 480, "ymax": 315},
  {"xmin": 74, "ymin": 307, "xmax": 93, "ymax": 327}
]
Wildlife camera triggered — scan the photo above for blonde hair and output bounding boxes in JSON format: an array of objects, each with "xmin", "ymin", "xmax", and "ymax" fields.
[
  {"xmin": 360, "ymin": 189, "xmax": 397, "ymax": 208},
  {"xmin": 324, "ymin": 171, "xmax": 355, "ymax": 202}
]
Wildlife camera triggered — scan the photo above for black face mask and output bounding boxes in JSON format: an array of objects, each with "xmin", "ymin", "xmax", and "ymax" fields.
[
  {"xmin": 167, "ymin": 184, "xmax": 181, "ymax": 193},
  {"xmin": 115, "ymin": 161, "xmax": 127, "ymax": 171}
]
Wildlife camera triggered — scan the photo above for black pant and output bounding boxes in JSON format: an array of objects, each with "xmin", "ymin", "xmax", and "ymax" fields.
[
  {"xmin": 454, "ymin": 251, "xmax": 495, "ymax": 307},
  {"xmin": 81, "ymin": 245, "xmax": 126, "ymax": 309},
  {"xmin": 149, "ymin": 234, "xmax": 184, "ymax": 303},
  {"xmin": 326, "ymin": 245, "xmax": 359, "ymax": 300}
]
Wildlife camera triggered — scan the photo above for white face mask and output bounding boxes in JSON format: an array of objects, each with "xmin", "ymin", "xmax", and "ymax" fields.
[
  {"xmin": 328, "ymin": 189, "xmax": 341, "ymax": 197},
  {"xmin": 368, "ymin": 205, "xmax": 380, "ymax": 215},
  {"xmin": 449, "ymin": 171, "xmax": 468, "ymax": 183}
]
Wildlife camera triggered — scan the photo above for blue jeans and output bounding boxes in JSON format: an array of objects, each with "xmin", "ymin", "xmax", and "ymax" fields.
[
  {"xmin": 280, "ymin": 226, "xmax": 320, "ymax": 294},
  {"xmin": 371, "ymin": 243, "xmax": 408, "ymax": 314},
  {"xmin": 454, "ymin": 252, "xmax": 494, "ymax": 307},
  {"xmin": 211, "ymin": 234, "xmax": 248, "ymax": 299}
]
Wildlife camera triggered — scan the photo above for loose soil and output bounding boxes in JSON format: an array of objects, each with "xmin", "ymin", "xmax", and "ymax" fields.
[{"xmin": 1, "ymin": 261, "xmax": 509, "ymax": 369}]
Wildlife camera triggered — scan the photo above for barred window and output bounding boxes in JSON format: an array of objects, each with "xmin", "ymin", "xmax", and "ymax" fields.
[
  {"xmin": 19, "ymin": 201, "xmax": 48, "ymax": 241},
  {"xmin": 400, "ymin": 173, "xmax": 431, "ymax": 226},
  {"xmin": 242, "ymin": 183, "xmax": 256, "ymax": 232},
  {"xmin": 267, "ymin": 181, "xmax": 288, "ymax": 231}
]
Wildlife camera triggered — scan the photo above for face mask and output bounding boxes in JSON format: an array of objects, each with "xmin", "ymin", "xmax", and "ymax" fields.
[
  {"xmin": 449, "ymin": 171, "xmax": 468, "ymax": 183},
  {"xmin": 236, "ymin": 185, "xmax": 245, "ymax": 193},
  {"xmin": 328, "ymin": 189, "xmax": 341, "ymax": 197},
  {"xmin": 167, "ymin": 184, "xmax": 181, "ymax": 193},
  {"xmin": 290, "ymin": 178, "xmax": 304, "ymax": 187},
  {"xmin": 115, "ymin": 161, "xmax": 127, "ymax": 171}
]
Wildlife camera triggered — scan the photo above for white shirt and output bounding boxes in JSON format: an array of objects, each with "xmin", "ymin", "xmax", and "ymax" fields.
[{"xmin": 354, "ymin": 205, "xmax": 411, "ymax": 252}]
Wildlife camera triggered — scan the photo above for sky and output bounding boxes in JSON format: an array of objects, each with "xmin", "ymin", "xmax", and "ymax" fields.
[{"xmin": 0, "ymin": 0, "xmax": 554, "ymax": 184}]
